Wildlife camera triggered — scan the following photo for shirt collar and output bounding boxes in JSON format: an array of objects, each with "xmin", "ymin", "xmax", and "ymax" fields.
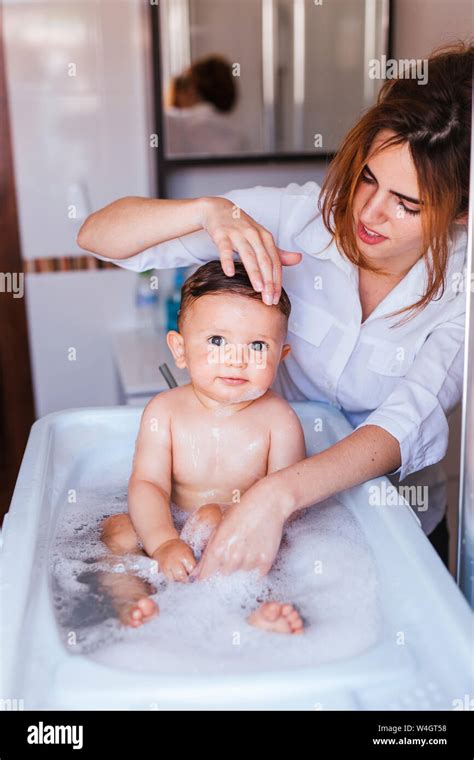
[
  {"xmin": 293, "ymin": 214, "xmax": 354, "ymax": 277},
  {"xmin": 293, "ymin": 216, "xmax": 468, "ymax": 323}
]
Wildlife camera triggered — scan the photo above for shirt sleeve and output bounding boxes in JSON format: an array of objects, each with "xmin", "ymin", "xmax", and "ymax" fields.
[
  {"xmin": 354, "ymin": 302, "xmax": 466, "ymax": 481},
  {"xmin": 88, "ymin": 184, "xmax": 287, "ymax": 272}
]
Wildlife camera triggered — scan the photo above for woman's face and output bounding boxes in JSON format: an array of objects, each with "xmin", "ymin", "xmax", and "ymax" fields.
[{"xmin": 352, "ymin": 129, "xmax": 424, "ymax": 275}]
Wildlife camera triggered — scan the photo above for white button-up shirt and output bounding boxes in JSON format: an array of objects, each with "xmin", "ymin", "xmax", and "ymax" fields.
[{"xmin": 92, "ymin": 181, "xmax": 468, "ymax": 534}]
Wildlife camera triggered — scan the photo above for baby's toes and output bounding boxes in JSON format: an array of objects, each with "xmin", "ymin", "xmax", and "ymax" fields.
[
  {"xmin": 261, "ymin": 601, "xmax": 282, "ymax": 622},
  {"xmin": 290, "ymin": 616, "xmax": 304, "ymax": 634},
  {"xmin": 124, "ymin": 597, "xmax": 158, "ymax": 627},
  {"xmin": 137, "ymin": 596, "xmax": 159, "ymax": 620},
  {"xmin": 123, "ymin": 605, "xmax": 144, "ymax": 627},
  {"xmin": 282, "ymin": 604, "xmax": 304, "ymax": 633}
]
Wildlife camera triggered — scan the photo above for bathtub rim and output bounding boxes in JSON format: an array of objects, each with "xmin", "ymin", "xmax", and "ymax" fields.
[{"xmin": 1, "ymin": 404, "xmax": 472, "ymax": 710}]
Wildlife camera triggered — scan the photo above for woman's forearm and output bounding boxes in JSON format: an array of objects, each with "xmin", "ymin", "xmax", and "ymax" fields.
[
  {"xmin": 268, "ymin": 424, "xmax": 402, "ymax": 519},
  {"xmin": 76, "ymin": 195, "xmax": 213, "ymax": 259}
]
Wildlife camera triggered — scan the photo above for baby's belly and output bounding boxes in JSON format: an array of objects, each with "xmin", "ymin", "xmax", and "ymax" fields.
[
  {"xmin": 171, "ymin": 460, "xmax": 267, "ymax": 512},
  {"xmin": 170, "ymin": 483, "xmax": 234, "ymax": 512}
]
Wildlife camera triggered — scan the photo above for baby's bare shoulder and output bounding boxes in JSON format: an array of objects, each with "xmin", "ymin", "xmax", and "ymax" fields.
[
  {"xmin": 256, "ymin": 390, "xmax": 301, "ymax": 423},
  {"xmin": 142, "ymin": 385, "xmax": 193, "ymax": 419}
]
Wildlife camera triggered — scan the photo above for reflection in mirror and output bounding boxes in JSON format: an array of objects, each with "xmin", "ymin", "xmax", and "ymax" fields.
[{"xmin": 159, "ymin": 0, "xmax": 389, "ymax": 159}]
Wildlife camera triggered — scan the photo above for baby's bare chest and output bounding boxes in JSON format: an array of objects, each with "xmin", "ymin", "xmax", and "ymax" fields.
[{"xmin": 171, "ymin": 418, "xmax": 269, "ymax": 485}]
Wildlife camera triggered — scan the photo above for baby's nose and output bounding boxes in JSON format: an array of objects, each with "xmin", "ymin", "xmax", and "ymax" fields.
[{"xmin": 224, "ymin": 343, "xmax": 248, "ymax": 367}]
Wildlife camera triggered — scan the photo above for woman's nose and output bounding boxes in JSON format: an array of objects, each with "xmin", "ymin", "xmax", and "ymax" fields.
[{"xmin": 362, "ymin": 191, "xmax": 388, "ymax": 223}]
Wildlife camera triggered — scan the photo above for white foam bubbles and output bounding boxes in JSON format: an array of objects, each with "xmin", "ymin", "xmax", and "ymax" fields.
[{"xmin": 51, "ymin": 483, "xmax": 381, "ymax": 675}]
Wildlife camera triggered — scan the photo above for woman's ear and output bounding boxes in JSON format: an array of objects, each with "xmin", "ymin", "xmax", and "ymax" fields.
[
  {"xmin": 454, "ymin": 211, "xmax": 468, "ymax": 225},
  {"xmin": 166, "ymin": 330, "xmax": 187, "ymax": 369}
]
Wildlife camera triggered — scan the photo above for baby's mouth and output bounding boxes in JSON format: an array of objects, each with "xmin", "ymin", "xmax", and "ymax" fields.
[{"xmin": 217, "ymin": 377, "xmax": 248, "ymax": 385}]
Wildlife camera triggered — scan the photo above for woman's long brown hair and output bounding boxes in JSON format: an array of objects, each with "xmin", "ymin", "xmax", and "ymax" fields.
[{"xmin": 319, "ymin": 40, "xmax": 473, "ymax": 325}]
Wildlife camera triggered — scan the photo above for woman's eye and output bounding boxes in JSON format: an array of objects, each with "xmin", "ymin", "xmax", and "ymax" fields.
[
  {"xmin": 250, "ymin": 341, "xmax": 268, "ymax": 352},
  {"xmin": 397, "ymin": 201, "xmax": 421, "ymax": 217},
  {"xmin": 208, "ymin": 335, "xmax": 226, "ymax": 347},
  {"xmin": 361, "ymin": 171, "xmax": 420, "ymax": 217}
]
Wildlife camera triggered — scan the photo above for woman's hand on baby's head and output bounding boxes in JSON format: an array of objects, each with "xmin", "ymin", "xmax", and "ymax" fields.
[
  {"xmin": 200, "ymin": 196, "xmax": 302, "ymax": 305},
  {"xmin": 153, "ymin": 538, "xmax": 197, "ymax": 583}
]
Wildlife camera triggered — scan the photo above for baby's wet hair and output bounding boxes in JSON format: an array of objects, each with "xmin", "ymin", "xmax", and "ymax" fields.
[{"xmin": 177, "ymin": 260, "xmax": 291, "ymax": 331}]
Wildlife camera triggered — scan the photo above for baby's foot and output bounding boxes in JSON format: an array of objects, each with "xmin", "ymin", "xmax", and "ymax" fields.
[
  {"xmin": 99, "ymin": 570, "xmax": 159, "ymax": 628},
  {"xmin": 247, "ymin": 601, "xmax": 304, "ymax": 635},
  {"xmin": 117, "ymin": 594, "xmax": 158, "ymax": 628}
]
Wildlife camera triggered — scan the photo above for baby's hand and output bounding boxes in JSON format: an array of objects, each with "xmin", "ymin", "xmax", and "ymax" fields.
[{"xmin": 153, "ymin": 539, "xmax": 197, "ymax": 583}]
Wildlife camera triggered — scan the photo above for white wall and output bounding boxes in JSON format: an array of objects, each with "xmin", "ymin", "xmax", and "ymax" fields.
[
  {"xmin": 25, "ymin": 269, "xmax": 137, "ymax": 416},
  {"xmin": 4, "ymin": 0, "xmax": 155, "ymax": 258},
  {"xmin": 4, "ymin": 0, "xmax": 155, "ymax": 417}
]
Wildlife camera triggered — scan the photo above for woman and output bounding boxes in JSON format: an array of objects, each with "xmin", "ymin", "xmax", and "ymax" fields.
[
  {"xmin": 164, "ymin": 55, "xmax": 247, "ymax": 156},
  {"xmin": 78, "ymin": 42, "xmax": 472, "ymax": 579}
]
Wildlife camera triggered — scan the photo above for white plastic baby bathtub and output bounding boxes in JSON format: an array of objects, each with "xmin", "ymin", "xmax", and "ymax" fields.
[{"xmin": 1, "ymin": 402, "xmax": 472, "ymax": 710}]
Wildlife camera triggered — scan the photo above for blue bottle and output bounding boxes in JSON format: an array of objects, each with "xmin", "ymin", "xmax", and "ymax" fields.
[{"xmin": 166, "ymin": 268, "xmax": 188, "ymax": 332}]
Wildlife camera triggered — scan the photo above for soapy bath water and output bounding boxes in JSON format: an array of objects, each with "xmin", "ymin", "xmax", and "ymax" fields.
[{"xmin": 51, "ymin": 481, "xmax": 381, "ymax": 675}]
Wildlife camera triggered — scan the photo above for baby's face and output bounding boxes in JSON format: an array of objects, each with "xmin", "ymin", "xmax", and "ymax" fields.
[{"xmin": 167, "ymin": 293, "xmax": 290, "ymax": 405}]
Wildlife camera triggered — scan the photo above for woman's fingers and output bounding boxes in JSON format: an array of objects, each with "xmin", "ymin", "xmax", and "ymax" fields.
[
  {"xmin": 216, "ymin": 230, "xmax": 302, "ymax": 303},
  {"xmin": 188, "ymin": 560, "xmax": 201, "ymax": 581},
  {"xmin": 261, "ymin": 231, "xmax": 283, "ymax": 304},
  {"xmin": 279, "ymin": 249, "xmax": 303, "ymax": 265},
  {"xmin": 199, "ymin": 538, "xmax": 249, "ymax": 579},
  {"xmin": 244, "ymin": 230, "xmax": 276, "ymax": 302},
  {"xmin": 215, "ymin": 235, "xmax": 236, "ymax": 277},
  {"xmin": 196, "ymin": 538, "xmax": 226, "ymax": 580},
  {"xmin": 231, "ymin": 239, "xmax": 265, "ymax": 292}
]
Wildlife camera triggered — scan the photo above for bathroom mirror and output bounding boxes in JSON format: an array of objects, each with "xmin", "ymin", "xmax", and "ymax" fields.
[{"xmin": 156, "ymin": 0, "xmax": 391, "ymax": 160}]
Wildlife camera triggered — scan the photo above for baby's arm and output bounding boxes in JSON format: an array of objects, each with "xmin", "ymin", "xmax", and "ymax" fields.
[
  {"xmin": 266, "ymin": 397, "xmax": 307, "ymax": 474},
  {"xmin": 128, "ymin": 394, "xmax": 196, "ymax": 580},
  {"xmin": 266, "ymin": 398, "xmax": 307, "ymax": 523}
]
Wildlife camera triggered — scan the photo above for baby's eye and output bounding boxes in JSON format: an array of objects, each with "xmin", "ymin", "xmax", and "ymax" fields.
[
  {"xmin": 250, "ymin": 340, "xmax": 268, "ymax": 352},
  {"xmin": 208, "ymin": 335, "xmax": 226, "ymax": 347}
]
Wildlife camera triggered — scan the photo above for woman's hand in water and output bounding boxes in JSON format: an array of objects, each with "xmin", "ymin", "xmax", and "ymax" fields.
[
  {"xmin": 199, "ymin": 196, "xmax": 302, "ymax": 305},
  {"xmin": 190, "ymin": 482, "xmax": 288, "ymax": 580},
  {"xmin": 153, "ymin": 538, "xmax": 197, "ymax": 583}
]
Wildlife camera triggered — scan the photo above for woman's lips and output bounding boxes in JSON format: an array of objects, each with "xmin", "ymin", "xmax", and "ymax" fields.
[
  {"xmin": 357, "ymin": 221, "xmax": 388, "ymax": 245},
  {"xmin": 218, "ymin": 377, "xmax": 248, "ymax": 385}
]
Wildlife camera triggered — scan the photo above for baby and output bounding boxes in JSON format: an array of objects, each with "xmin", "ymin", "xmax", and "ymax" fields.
[{"xmin": 99, "ymin": 261, "xmax": 307, "ymax": 635}]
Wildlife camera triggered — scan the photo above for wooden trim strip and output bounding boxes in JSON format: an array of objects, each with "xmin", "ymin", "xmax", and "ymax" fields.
[{"xmin": 23, "ymin": 255, "xmax": 119, "ymax": 274}]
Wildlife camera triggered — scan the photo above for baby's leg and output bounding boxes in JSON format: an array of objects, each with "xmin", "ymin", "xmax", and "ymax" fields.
[
  {"xmin": 180, "ymin": 503, "xmax": 224, "ymax": 558},
  {"xmin": 98, "ymin": 513, "xmax": 158, "ymax": 627},
  {"xmin": 100, "ymin": 513, "xmax": 144, "ymax": 556},
  {"xmin": 97, "ymin": 570, "xmax": 158, "ymax": 628}
]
